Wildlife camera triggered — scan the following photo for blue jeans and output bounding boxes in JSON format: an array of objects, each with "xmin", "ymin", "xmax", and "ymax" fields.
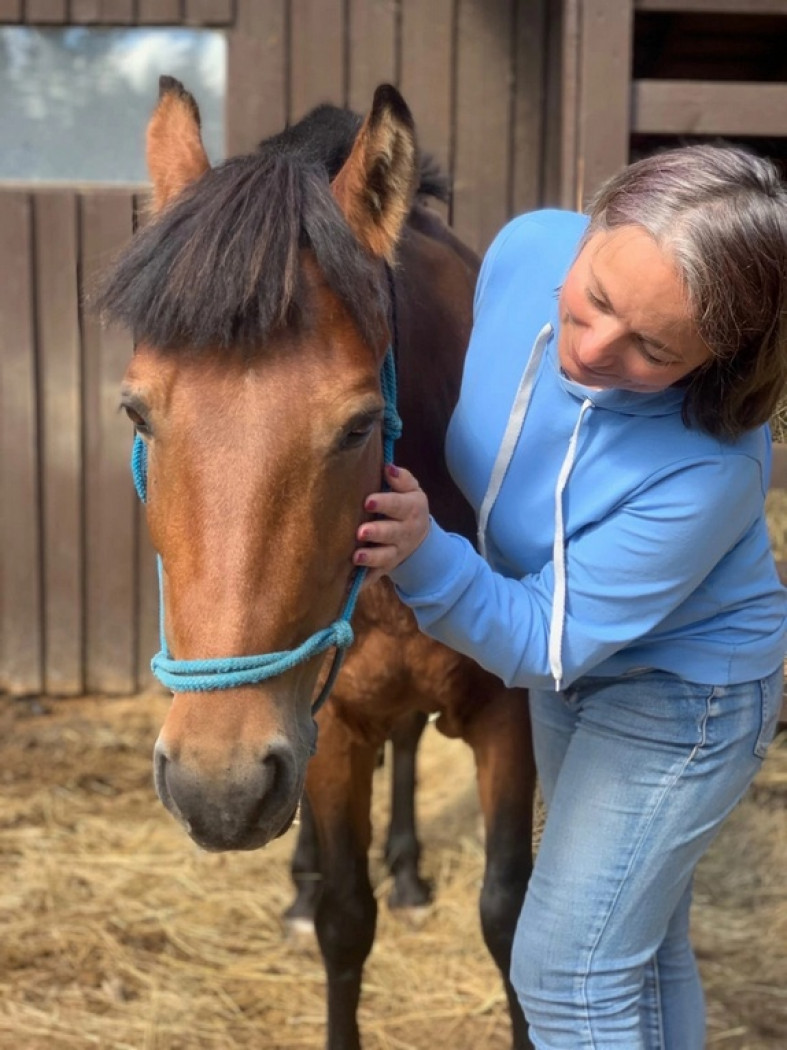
[{"xmin": 512, "ymin": 666, "xmax": 783, "ymax": 1049}]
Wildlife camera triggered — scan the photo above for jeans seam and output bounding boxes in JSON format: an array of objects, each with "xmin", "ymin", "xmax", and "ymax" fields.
[
  {"xmin": 651, "ymin": 956, "xmax": 666, "ymax": 1050},
  {"xmin": 577, "ymin": 691, "xmax": 711, "ymax": 1046}
]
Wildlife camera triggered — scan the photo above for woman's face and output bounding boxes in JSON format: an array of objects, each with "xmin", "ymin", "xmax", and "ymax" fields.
[{"xmin": 558, "ymin": 225, "xmax": 711, "ymax": 392}]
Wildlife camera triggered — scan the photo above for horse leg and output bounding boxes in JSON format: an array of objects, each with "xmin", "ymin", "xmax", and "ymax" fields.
[
  {"xmin": 306, "ymin": 711, "xmax": 379, "ymax": 1050},
  {"xmin": 283, "ymin": 793, "xmax": 321, "ymax": 933},
  {"xmin": 463, "ymin": 684, "xmax": 536, "ymax": 1050},
  {"xmin": 384, "ymin": 709, "xmax": 432, "ymax": 910}
]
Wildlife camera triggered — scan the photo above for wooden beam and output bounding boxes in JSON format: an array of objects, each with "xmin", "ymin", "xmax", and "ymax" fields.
[
  {"xmin": 637, "ymin": 0, "xmax": 787, "ymax": 13},
  {"xmin": 633, "ymin": 80, "xmax": 787, "ymax": 137}
]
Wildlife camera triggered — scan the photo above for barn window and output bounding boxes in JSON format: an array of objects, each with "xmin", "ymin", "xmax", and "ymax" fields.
[{"xmin": 0, "ymin": 26, "xmax": 226, "ymax": 184}]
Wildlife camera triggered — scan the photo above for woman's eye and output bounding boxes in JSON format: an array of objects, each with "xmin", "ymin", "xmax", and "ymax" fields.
[{"xmin": 587, "ymin": 289, "xmax": 608, "ymax": 311}]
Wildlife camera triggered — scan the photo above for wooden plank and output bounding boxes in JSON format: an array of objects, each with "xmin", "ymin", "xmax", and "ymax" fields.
[
  {"xmin": 185, "ymin": 0, "xmax": 234, "ymax": 24},
  {"xmin": 227, "ymin": 0, "xmax": 287, "ymax": 155},
  {"xmin": 452, "ymin": 0, "xmax": 514, "ymax": 255},
  {"xmin": 770, "ymin": 443, "xmax": 787, "ymax": 493},
  {"xmin": 633, "ymin": 80, "xmax": 787, "ymax": 138},
  {"xmin": 347, "ymin": 0, "xmax": 397, "ymax": 114},
  {"xmin": 137, "ymin": 0, "xmax": 181, "ymax": 21},
  {"xmin": 511, "ymin": 0, "xmax": 547, "ymax": 216},
  {"xmin": 637, "ymin": 0, "xmax": 787, "ymax": 13},
  {"xmin": 0, "ymin": 0, "xmax": 22, "ymax": 20},
  {"xmin": 575, "ymin": 0, "xmax": 632, "ymax": 208},
  {"xmin": 97, "ymin": 0, "xmax": 133, "ymax": 23},
  {"xmin": 70, "ymin": 0, "xmax": 100, "ymax": 21},
  {"xmin": 0, "ymin": 192, "xmax": 43, "ymax": 695},
  {"xmin": 80, "ymin": 192, "xmax": 136, "ymax": 694},
  {"xmin": 399, "ymin": 0, "xmax": 453, "ymax": 223},
  {"xmin": 289, "ymin": 0, "xmax": 345, "ymax": 120},
  {"xmin": 24, "ymin": 0, "xmax": 67, "ymax": 21},
  {"xmin": 34, "ymin": 192, "xmax": 84, "ymax": 696},
  {"xmin": 556, "ymin": 0, "xmax": 581, "ymax": 209}
]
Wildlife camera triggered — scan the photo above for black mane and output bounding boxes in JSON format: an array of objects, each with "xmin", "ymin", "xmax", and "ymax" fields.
[{"xmin": 96, "ymin": 103, "xmax": 448, "ymax": 352}]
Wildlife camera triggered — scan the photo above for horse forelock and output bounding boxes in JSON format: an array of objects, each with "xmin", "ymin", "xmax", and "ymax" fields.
[{"xmin": 97, "ymin": 121, "xmax": 398, "ymax": 354}]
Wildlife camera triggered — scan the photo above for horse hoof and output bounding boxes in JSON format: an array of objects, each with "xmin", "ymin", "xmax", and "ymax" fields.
[
  {"xmin": 283, "ymin": 914, "xmax": 317, "ymax": 942},
  {"xmin": 389, "ymin": 902, "xmax": 433, "ymax": 927},
  {"xmin": 387, "ymin": 875, "xmax": 433, "ymax": 912}
]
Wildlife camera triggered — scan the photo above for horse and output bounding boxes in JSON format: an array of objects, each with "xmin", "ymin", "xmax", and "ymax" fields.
[{"xmin": 99, "ymin": 76, "xmax": 536, "ymax": 1050}]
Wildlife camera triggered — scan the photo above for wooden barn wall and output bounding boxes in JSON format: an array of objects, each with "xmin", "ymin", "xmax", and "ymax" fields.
[{"xmin": 0, "ymin": 0, "xmax": 561, "ymax": 696}]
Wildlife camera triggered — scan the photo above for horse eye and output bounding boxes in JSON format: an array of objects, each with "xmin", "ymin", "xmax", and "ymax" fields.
[
  {"xmin": 123, "ymin": 405, "xmax": 149, "ymax": 434},
  {"xmin": 339, "ymin": 419, "xmax": 376, "ymax": 451}
]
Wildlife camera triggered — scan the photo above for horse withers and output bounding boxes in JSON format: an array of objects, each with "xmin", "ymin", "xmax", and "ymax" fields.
[{"xmin": 99, "ymin": 77, "xmax": 536, "ymax": 1050}]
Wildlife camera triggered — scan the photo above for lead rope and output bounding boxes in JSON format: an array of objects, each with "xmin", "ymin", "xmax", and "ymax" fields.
[{"xmin": 131, "ymin": 346, "xmax": 401, "ymax": 715}]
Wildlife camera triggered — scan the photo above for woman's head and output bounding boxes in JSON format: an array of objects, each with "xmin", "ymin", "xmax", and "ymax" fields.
[{"xmin": 584, "ymin": 144, "xmax": 787, "ymax": 438}]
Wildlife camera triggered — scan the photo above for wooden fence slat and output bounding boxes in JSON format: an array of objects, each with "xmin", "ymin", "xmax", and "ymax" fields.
[
  {"xmin": 633, "ymin": 80, "xmax": 787, "ymax": 138},
  {"xmin": 185, "ymin": 0, "xmax": 234, "ymax": 24},
  {"xmin": 0, "ymin": 0, "xmax": 22, "ymax": 20},
  {"xmin": 137, "ymin": 0, "xmax": 180, "ymax": 21},
  {"xmin": 70, "ymin": 0, "xmax": 100, "ymax": 21},
  {"xmin": 97, "ymin": 0, "xmax": 133, "ymax": 23},
  {"xmin": 24, "ymin": 0, "xmax": 67, "ymax": 21},
  {"xmin": 289, "ymin": 0, "xmax": 345, "ymax": 120},
  {"xmin": 399, "ymin": 0, "xmax": 453, "ymax": 224},
  {"xmin": 80, "ymin": 192, "xmax": 137, "ymax": 694},
  {"xmin": 511, "ymin": 0, "xmax": 547, "ymax": 216},
  {"xmin": 227, "ymin": 0, "xmax": 287, "ymax": 155},
  {"xmin": 770, "ymin": 443, "xmax": 787, "ymax": 493},
  {"xmin": 0, "ymin": 193, "xmax": 43, "ymax": 695},
  {"xmin": 452, "ymin": 0, "xmax": 514, "ymax": 255},
  {"xmin": 35, "ymin": 192, "xmax": 84, "ymax": 696},
  {"xmin": 347, "ymin": 0, "xmax": 396, "ymax": 113},
  {"xmin": 575, "ymin": 0, "xmax": 633, "ymax": 208}
]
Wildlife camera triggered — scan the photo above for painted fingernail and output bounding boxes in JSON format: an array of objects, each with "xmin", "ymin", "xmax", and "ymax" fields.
[
  {"xmin": 387, "ymin": 464, "xmax": 400, "ymax": 478},
  {"xmin": 355, "ymin": 550, "xmax": 368, "ymax": 564},
  {"xmin": 358, "ymin": 527, "xmax": 370, "ymax": 541},
  {"xmin": 365, "ymin": 498, "xmax": 377, "ymax": 511}
]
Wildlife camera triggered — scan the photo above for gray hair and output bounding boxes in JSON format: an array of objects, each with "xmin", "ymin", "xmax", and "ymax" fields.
[{"xmin": 585, "ymin": 145, "xmax": 787, "ymax": 438}]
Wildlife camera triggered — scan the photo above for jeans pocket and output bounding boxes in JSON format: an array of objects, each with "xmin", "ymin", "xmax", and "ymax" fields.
[{"xmin": 754, "ymin": 665, "xmax": 784, "ymax": 759}]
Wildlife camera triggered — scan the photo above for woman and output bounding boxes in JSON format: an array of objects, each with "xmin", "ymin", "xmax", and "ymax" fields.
[{"xmin": 353, "ymin": 145, "xmax": 787, "ymax": 1048}]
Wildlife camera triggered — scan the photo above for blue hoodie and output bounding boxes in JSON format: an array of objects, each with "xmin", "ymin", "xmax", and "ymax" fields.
[{"xmin": 390, "ymin": 210, "xmax": 787, "ymax": 691}]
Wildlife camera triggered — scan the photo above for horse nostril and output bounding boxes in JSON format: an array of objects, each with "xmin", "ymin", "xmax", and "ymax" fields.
[{"xmin": 152, "ymin": 737, "xmax": 302, "ymax": 850}]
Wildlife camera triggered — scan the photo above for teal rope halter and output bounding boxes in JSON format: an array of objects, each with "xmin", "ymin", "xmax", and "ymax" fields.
[{"xmin": 132, "ymin": 347, "xmax": 401, "ymax": 714}]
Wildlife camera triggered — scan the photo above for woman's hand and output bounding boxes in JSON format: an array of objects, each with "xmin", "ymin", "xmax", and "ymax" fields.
[{"xmin": 353, "ymin": 464, "xmax": 430, "ymax": 583}]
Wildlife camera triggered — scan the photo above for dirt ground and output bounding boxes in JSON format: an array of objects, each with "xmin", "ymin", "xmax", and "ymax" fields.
[{"xmin": 0, "ymin": 691, "xmax": 785, "ymax": 1050}]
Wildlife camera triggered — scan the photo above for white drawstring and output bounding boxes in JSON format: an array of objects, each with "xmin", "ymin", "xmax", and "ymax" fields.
[
  {"xmin": 548, "ymin": 398, "xmax": 592, "ymax": 691},
  {"xmin": 477, "ymin": 323, "xmax": 553, "ymax": 559}
]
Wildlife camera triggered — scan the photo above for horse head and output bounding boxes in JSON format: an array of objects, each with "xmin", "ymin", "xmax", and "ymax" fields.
[{"xmin": 103, "ymin": 78, "xmax": 419, "ymax": 851}]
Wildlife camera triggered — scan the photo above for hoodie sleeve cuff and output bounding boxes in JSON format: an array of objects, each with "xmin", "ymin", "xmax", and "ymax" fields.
[{"xmin": 388, "ymin": 518, "xmax": 472, "ymax": 600}]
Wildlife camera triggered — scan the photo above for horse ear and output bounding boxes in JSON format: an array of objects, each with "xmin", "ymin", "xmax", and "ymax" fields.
[
  {"xmin": 332, "ymin": 84, "xmax": 418, "ymax": 261},
  {"xmin": 146, "ymin": 75, "xmax": 210, "ymax": 213}
]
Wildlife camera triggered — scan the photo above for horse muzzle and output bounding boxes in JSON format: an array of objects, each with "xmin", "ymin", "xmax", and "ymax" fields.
[{"xmin": 153, "ymin": 727, "xmax": 309, "ymax": 851}]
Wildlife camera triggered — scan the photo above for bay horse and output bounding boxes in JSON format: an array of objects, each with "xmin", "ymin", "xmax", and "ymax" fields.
[{"xmin": 100, "ymin": 77, "xmax": 536, "ymax": 1050}]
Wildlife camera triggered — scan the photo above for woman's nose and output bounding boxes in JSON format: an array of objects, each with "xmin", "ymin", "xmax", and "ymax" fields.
[{"xmin": 576, "ymin": 322, "xmax": 623, "ymax": 370}]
